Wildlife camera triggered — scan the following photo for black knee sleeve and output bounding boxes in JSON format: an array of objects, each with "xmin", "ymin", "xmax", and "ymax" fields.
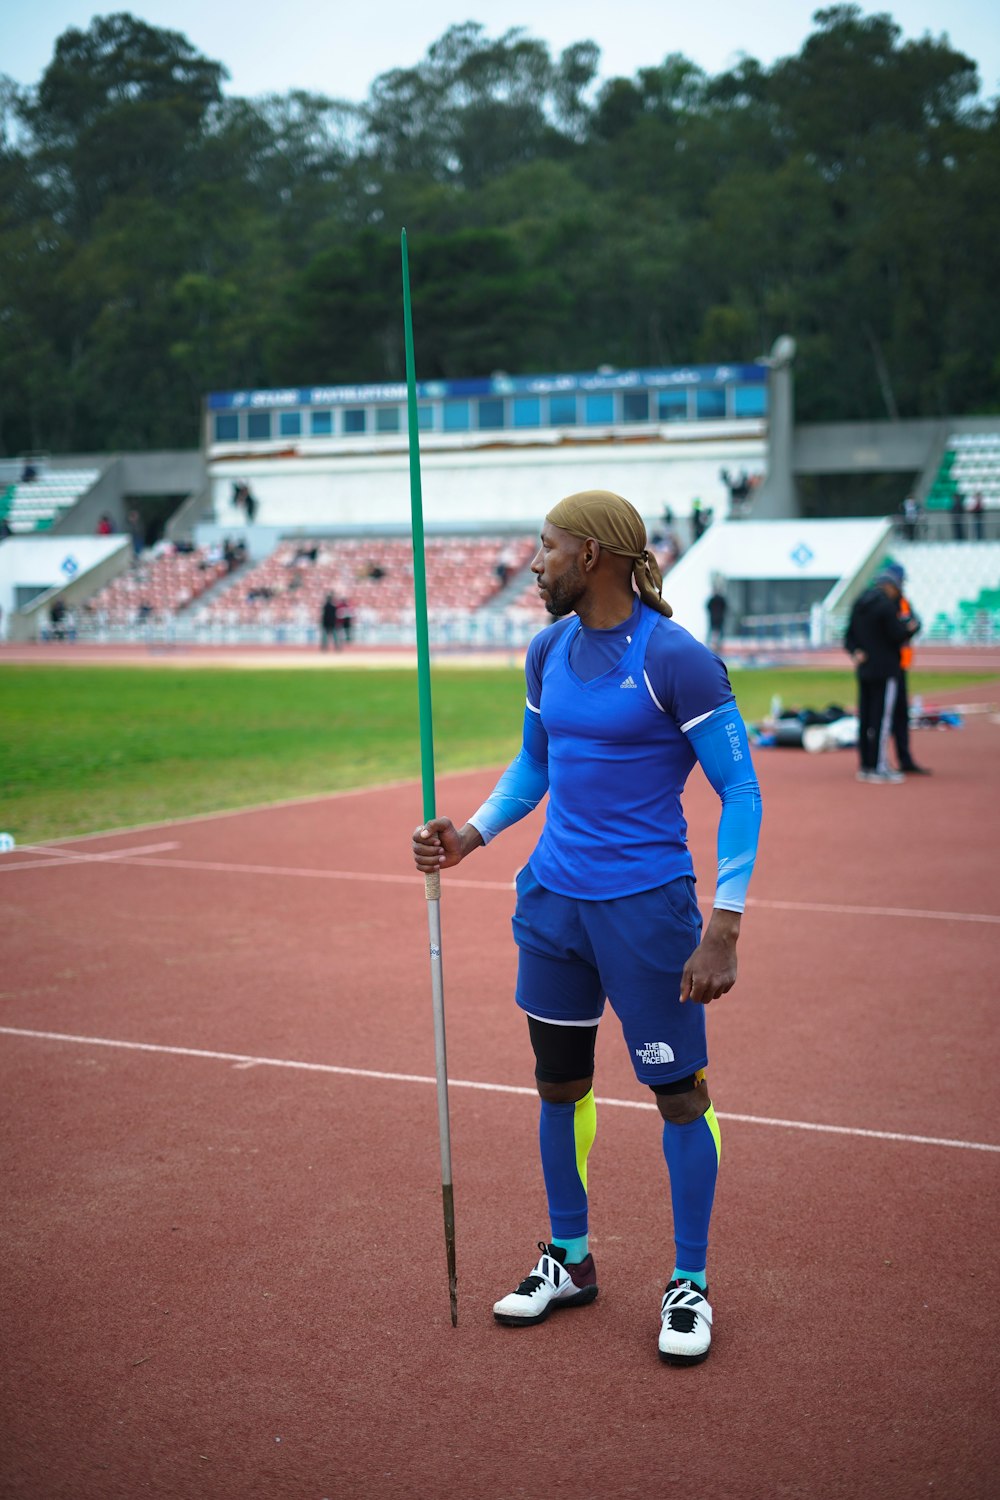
[
  {"xmin": 650, "ymin": 1073, "xmax": 700, "ymax": 1097},
  {"xmin": 527, "ymin": 1015, "xmax": 597, "ymax": 1085}
]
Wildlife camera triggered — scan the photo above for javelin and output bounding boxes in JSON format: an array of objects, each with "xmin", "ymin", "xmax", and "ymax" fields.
[{"xmin": 401, "ymin": 227, "xmax": 458, "ymax": 1327}]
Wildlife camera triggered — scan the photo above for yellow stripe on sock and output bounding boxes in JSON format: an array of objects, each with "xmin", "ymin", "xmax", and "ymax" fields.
[
  {"xmin": 704, "ymin": 1103, "xmax": 722, "ymax": 1166},
  {"xmin": 573, "ymin": 1089, "xmax": 597, "ymax": 1192}
]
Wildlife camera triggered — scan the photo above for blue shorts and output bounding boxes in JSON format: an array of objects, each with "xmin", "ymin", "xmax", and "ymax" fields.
[{"xmin": 511, "ymin": 865, "xmax": 707, "ymax": 1086}]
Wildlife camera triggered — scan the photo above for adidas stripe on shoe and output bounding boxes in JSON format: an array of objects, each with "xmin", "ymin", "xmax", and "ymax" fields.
[
  {"xmin": 658, "ymin": 1278, "xmax": 712, "ymax": 1365},
  {"xmin": 493, "ymin": 1242, "xmax": 598, "ymax": 1327}
]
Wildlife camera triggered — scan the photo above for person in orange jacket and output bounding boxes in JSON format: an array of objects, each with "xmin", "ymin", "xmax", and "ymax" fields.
[{"xmin": 892, "ymin": 590, "xmax": 931, "ymax": 774}]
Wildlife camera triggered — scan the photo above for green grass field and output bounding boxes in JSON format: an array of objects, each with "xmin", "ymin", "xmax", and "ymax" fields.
[{"xmin": 0, "ymin": 663, "xmax": 993, "ymax": 843}]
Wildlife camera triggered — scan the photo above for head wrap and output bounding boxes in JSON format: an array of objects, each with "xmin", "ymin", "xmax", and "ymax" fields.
[{"xmin": 545, "ymin": 490, "xmax": 672, "ymax": 617}]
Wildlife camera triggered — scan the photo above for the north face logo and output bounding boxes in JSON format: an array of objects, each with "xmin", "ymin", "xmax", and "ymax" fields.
[
  {"xmin": 620, "ymin": 674, "xmax": 638, "ymax": 689},
  {"xmin": 636, "ymin": 1041, "xmax": 675, "ymax": 1065}
]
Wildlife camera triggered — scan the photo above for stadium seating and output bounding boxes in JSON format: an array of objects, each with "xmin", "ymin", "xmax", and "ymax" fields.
[
  {"xmin": 927, "ymin": 585, "xmax": 1000, "ymax": 642},
  {"xmin": 196, "ymin": 536, "xmax": 536, "ymax": 634},
  {"xmin": 2, "ymin": 469, "xmax": 101, "ymax": 533},
  {"xmin": 886, "ymin": 538, "xmax": 1000, "ymax": 644},
  {"xmin": 82, "ymin": 545, "xmax": 229, "ymax": 628},
  {"xmin": 926, "ymin": 432, "xmax": 1000, "ymax": 512}
]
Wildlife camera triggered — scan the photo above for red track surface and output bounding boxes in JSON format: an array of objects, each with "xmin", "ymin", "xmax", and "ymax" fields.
[{"xmin": 2, "ymin": 704, "xmax": 999, "ymax": 1498}]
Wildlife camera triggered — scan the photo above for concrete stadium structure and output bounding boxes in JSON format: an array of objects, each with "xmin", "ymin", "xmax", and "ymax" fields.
[{"xmin": 3, "ymin": 341, "xmax": 1000, "ymax": 646}]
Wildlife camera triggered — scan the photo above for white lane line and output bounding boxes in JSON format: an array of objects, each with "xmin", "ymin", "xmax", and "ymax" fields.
[
  {"xmin": 0, "ymin": 850, "xmax": 514, "ymax": 892},
  {"xmin": 4, "ymin": 848, "xmax": 997, "ymax": 926},
  {"xmin": 1, "ymin": 1026, "xmax": 997, "ymax": 1155},
  {"xmin": 28, "ymin": 765, "xmax": 497, "ymax": 849},
  {"xmin": 745, "ymin": 897, "xmax": 1000, "ymax": 926},
  {"xmin": 0, "ymin": 841, "xmax": 180, "ymax": 873}
]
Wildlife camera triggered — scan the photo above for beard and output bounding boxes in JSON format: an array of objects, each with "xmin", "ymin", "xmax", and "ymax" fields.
[{"xmin": 543, "ymin": 561, "xmax": 586, "ymax": 617}]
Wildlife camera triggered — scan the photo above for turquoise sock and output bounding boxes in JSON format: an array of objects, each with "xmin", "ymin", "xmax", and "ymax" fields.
[
  {"xmin": 552, "ymin": 1234, "xmax": 589, "ymax": 1263},
  {"xmin": 672, "ymin": 1265, "xmax": 707, "ymax": 1289}
]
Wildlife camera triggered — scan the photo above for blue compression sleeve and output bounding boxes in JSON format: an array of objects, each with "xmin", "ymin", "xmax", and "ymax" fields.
[
  {"xmin": 467, "ymin": 706, "xmax": 549, "ymax": 845},
  {"xmin": 685, "ymin": 704, "xmax": 762, "ymax": 912},
  {"xmin": 662, "ymin": 1105, "xmax": 722, "ymax": 1273}
]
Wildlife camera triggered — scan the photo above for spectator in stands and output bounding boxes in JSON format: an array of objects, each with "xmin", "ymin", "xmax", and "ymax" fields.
[
  {"xmin": 0, "ymin": 517, "xmax": 11, "ymax": 541},
  {"xmin": 364, "ymin": 560, "xmax": 386, "ymax": 580},
  {"xmin": 706, "ymin": 588, "xmax": 728, "ymax": 652},
  {"xmin": 136, "ymin": 601, "xmax": 154, "ymax": 624},
  {"xmin": 721, "ymin": 468, "xmax": 752, "ymax": 519},
  {"xmin": 233, "ymin": 482, "xmax": 258, "ymax": 523},
  {"xmin": 46, "ymin": 602, "xmax": 76, "ymax": 640},
  {"xmin": 951, "ymin": 491, "xmax": 966, "ymax": 541},
  {"xmin": 96, "ymin": 513, "xmax": 114, "ymax": 536},
  {"xmin": 48, "ymin": 600, "xmax": 68, "ymax": 639},
  {"xmin": 970, "ymin": 491, "xmax": 985, "ymax": 541},
  {"xmin": 320, "ymin": 594, "xmax": 339, "ymax": 651},
  {"xmin": 690, "ymin": 498, "xmax": 706, "ymax": 542},
  {"xmin": 20, "ymin": 462, "xmax": 37, "ymax": 483},
  {"xmin": 127, "ymin": 508, "xmax": 145, "ymax": 557},
  {"xmin": 495, "ymin": 541, "xmax": 521, "ymax": 588},
  {"xmin": 901, "ymin": 496, "xmax": 920, "ymax": 541},
  {"xmin": 891, "ymin": 588, "xmax": 930, "ymax": 775},
  {"xmin": 844, "ymin": 563, "xmax": 920, "ymax": 784}
]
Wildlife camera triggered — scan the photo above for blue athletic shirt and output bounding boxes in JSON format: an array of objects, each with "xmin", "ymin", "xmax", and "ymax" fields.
[{"xmin": 469, "ymin": 598, "xmax": 762, "ymax": 907}]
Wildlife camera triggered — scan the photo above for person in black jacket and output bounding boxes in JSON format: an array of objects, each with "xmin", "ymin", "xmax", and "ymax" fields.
[
  {"xmin": 844, "ymin": 564, "xmax": 920, "ymax": 783},
  {"xmin": 320, "ymin": 593, "xmax": 339, "ymax": 651}
]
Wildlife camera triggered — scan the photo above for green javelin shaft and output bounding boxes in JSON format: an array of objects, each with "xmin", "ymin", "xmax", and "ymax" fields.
[{"xmin": 401, "ymin": 226, "xmax": 458, "ymax": 1327}]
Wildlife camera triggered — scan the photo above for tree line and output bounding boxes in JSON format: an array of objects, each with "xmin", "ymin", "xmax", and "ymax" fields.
[{"xmin": 1, "ymin": 6, "xmax": 998, "ymax": 455}]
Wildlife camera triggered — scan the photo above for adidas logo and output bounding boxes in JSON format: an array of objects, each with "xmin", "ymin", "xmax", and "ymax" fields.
[
  {"xmin": 636, "ymin": 1041, "xmax": 675, "ymax": 1065},
  {"xmin": 620, "ymin": 674, "xmax": 638, "ymax": 689}
]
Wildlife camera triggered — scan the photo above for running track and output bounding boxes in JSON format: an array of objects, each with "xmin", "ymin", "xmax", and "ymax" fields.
[{"xmin": 2, "ymin": 705, "xmax": 999, "ymax": 1498}]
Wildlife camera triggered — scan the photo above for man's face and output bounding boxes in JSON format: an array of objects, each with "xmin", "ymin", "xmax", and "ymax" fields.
[{"xmin": 532, "ymin": 521, "xmax": 588, "ymax": 617}]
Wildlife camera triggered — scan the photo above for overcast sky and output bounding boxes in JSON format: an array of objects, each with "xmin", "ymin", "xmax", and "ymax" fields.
[{"xmin": 3, "ymin": 0, "xmax": 998, "ymax": 102}]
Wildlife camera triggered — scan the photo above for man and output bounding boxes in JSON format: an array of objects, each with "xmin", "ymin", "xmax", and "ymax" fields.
[
  {"xmin": 892, "ymin": 587, "xmax": 931, "ymax": 775},
  {"xmin": 411, "ymin": 490, "xmax": 762, "ymax": 1366},
  {"xmin": 844, "ymin": 563, "xmax": 920, "ymax": 783},
  {"xmin": 706, "ymin": 586, "xmax": 727, "ymax": 651},
  {"xmin": 320, "ymin": 593, "xmax": 339, "ymax": 651}
]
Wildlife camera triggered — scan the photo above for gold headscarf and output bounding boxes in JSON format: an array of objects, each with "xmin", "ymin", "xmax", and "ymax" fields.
[{"xmin": 546, "ymin": 490, "xmax": 672, "ymax": 617}]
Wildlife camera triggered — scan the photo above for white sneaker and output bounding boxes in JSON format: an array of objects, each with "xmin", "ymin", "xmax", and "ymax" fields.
[
  {"xmin": 658, "ymin": 1279, "xmax": 712, "ymax": 1365},
  {"xmin": 493, "ymin": 1242, "xmax": 598, "ymax": 1327}
]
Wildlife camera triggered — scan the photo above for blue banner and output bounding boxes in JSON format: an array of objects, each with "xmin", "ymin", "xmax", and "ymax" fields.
[{"xmin": 206, "ymin": 364, "xmax": 766, "ymax": 411}]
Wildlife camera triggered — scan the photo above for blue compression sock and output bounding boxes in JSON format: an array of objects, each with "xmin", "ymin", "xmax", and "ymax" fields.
[
  {"xmin": 539, "ymin": 1091, "xmax": 597, "ymax": 1246},
  {"xmin": 661, "ymin": 1105, "xmax": 721, "ymax": 1278}
]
